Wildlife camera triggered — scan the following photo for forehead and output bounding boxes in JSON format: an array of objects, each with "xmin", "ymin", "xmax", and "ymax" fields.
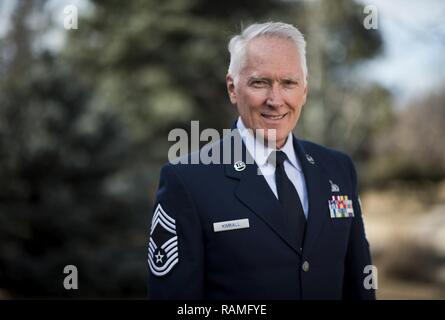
[{"xmin": 242, "ymin": 37, "xmax": 302, "ymax": 78}]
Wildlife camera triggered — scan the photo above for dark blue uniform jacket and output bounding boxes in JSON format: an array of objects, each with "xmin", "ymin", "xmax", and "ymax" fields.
[{"xmin": 148, "ymin": 127, "xmax": 375, "ymax": 300}]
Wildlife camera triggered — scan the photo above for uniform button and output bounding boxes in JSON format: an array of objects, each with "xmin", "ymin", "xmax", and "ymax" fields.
[{"xmin": 302, "ymin": 261, "xmax": 310, "ymax": 272}]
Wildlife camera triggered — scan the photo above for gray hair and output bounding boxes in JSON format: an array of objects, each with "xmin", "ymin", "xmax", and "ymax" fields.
[{"xmin": 227, "ymin": 22, "xmax": 307, "ymax": 85}]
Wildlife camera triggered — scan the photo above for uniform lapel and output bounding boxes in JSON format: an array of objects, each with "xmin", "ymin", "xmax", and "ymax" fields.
[
  {"xmin": 224, "ymin": 130, "xmax": 301, "ymax": 256},
  {"xmin": 293, "ymin": 136, "xmax": 331, "ymax": 255}
]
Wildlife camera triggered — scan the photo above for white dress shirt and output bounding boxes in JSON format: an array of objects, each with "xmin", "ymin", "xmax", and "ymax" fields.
[{"xmin": 236, "ymin": 117, "xmax": 309, "ymax": 218}]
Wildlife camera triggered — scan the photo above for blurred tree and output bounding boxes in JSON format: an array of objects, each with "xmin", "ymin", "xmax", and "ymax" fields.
[
  {"xmin": 64, "ymin": 0, "xmax": 297, "ymax": 162},
  {"xmin": 64, "ymin": 0, "xmax": 392, "ymax": 165},
  {"xmin": 0, "ymin": 1, "xmax": 147, "ymax": 297},
  {"xmin": 295, "ymin": 0, "xmax": 392, "ymax": 161},
  {"xmin": 368, "ymin": 90, "xmax": 445, "ymax": 184}
]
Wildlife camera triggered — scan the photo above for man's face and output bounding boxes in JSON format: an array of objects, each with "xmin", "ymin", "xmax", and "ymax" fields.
[{"xmin": 227, "ymin": 37, "xmax": 308, "ymax": 149}]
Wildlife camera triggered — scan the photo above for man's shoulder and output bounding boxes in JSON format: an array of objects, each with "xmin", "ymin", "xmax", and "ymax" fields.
[
  {"xmin": 299, "ymin": 139, "xmax": 350, "ymax": 159},
  {"xmin": 298, "ymin": 138, "xmax": 354, "ymax": 168}
]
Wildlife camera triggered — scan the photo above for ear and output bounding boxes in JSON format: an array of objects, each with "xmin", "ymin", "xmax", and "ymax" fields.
[{"xmin": 226, "ymin": 74, "xmax": 237, "ymax": 104}]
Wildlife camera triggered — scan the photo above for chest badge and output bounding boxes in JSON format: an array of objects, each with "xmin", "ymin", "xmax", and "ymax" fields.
[
  {"xmin": 329, "ymin": 180, "xmax": 340, "ymax": 192},
  {"xmin": 234, "ymin": 161, "xmax": 246, "ymax": 171},
  {"xmin": 305, "ymin": 154, "xmax": 315, "ymax": 165},
  {"xmin": 328, "ymin": 195, "xmax": 354, "ymax": 218}
]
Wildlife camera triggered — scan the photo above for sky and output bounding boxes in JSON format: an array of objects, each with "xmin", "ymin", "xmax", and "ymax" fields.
[{"xmin": 1, "ymin": 0, "xmax": 444, "ymax": 107}]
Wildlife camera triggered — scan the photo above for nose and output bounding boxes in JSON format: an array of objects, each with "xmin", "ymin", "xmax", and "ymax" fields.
[{"xmin": 266, "ymin": 83, "xmax": 285, "ymax": 108}]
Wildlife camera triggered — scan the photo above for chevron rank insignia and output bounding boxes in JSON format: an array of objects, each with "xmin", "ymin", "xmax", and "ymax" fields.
[
  {"xmin": 148, "ymin": 204, "xmax": 178, "ymax": 276},
  {"xmin": 328, "ymin": 195, "xmax": 354, "ymax": 218}
]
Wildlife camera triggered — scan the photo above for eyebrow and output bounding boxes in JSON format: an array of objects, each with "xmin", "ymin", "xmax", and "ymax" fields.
[
  {"xmin": 248, "ymin": 76, "xmax": 272, "ymax": 83},
  {"xmin": 248, "ymin": 76, "xmax": 300, "ymax": 84}
]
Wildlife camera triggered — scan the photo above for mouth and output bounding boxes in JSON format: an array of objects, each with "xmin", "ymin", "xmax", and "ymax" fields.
[{"xmin": 261, "ymin": 112, "xmax": 288, "ymax": 121}]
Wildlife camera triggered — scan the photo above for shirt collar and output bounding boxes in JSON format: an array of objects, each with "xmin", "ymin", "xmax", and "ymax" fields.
[{"xmin": 236, "ymin": 116, "xmax": 302, "ymax": 171}]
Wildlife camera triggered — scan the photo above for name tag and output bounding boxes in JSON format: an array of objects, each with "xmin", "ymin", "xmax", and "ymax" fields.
[{"xmin": 213, "ymin": 219, "xmax": 250, "ymax": 232}]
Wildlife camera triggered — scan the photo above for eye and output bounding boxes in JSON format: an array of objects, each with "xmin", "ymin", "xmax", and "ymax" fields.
[
  {"xmin": 250, "ymin": 79, "xmax": 269, "ymax": 88},
  {"xmin": 282, "ymin": 80, "xmax": 298, "ymax": 88}
]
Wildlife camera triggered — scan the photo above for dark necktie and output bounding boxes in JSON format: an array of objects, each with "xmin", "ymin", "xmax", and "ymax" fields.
[{"xmin": 272, "ymin": 151, "xmax": 306, "ymax": 251}]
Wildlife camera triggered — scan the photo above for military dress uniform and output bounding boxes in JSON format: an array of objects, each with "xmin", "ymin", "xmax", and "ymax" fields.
[{"xmin": 147, "ymin": 120, "xmax": 375, "ymax": 300}]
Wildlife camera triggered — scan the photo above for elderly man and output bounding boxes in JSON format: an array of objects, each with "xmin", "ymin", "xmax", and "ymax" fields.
[{"xmin": 148, "ymin": 22, "xmax": 375, "ymax": 300}]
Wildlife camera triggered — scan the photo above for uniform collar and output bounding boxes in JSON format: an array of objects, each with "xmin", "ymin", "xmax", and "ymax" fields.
[{"xmin": 236, "ymin": 117, "xmax": 302, "ymax": 171}]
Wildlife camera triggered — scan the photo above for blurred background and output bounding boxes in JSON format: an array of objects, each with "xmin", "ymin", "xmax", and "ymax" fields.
[{"xmin": 0, "ymin": 0, "xmax": 444, "ymax": 299}]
